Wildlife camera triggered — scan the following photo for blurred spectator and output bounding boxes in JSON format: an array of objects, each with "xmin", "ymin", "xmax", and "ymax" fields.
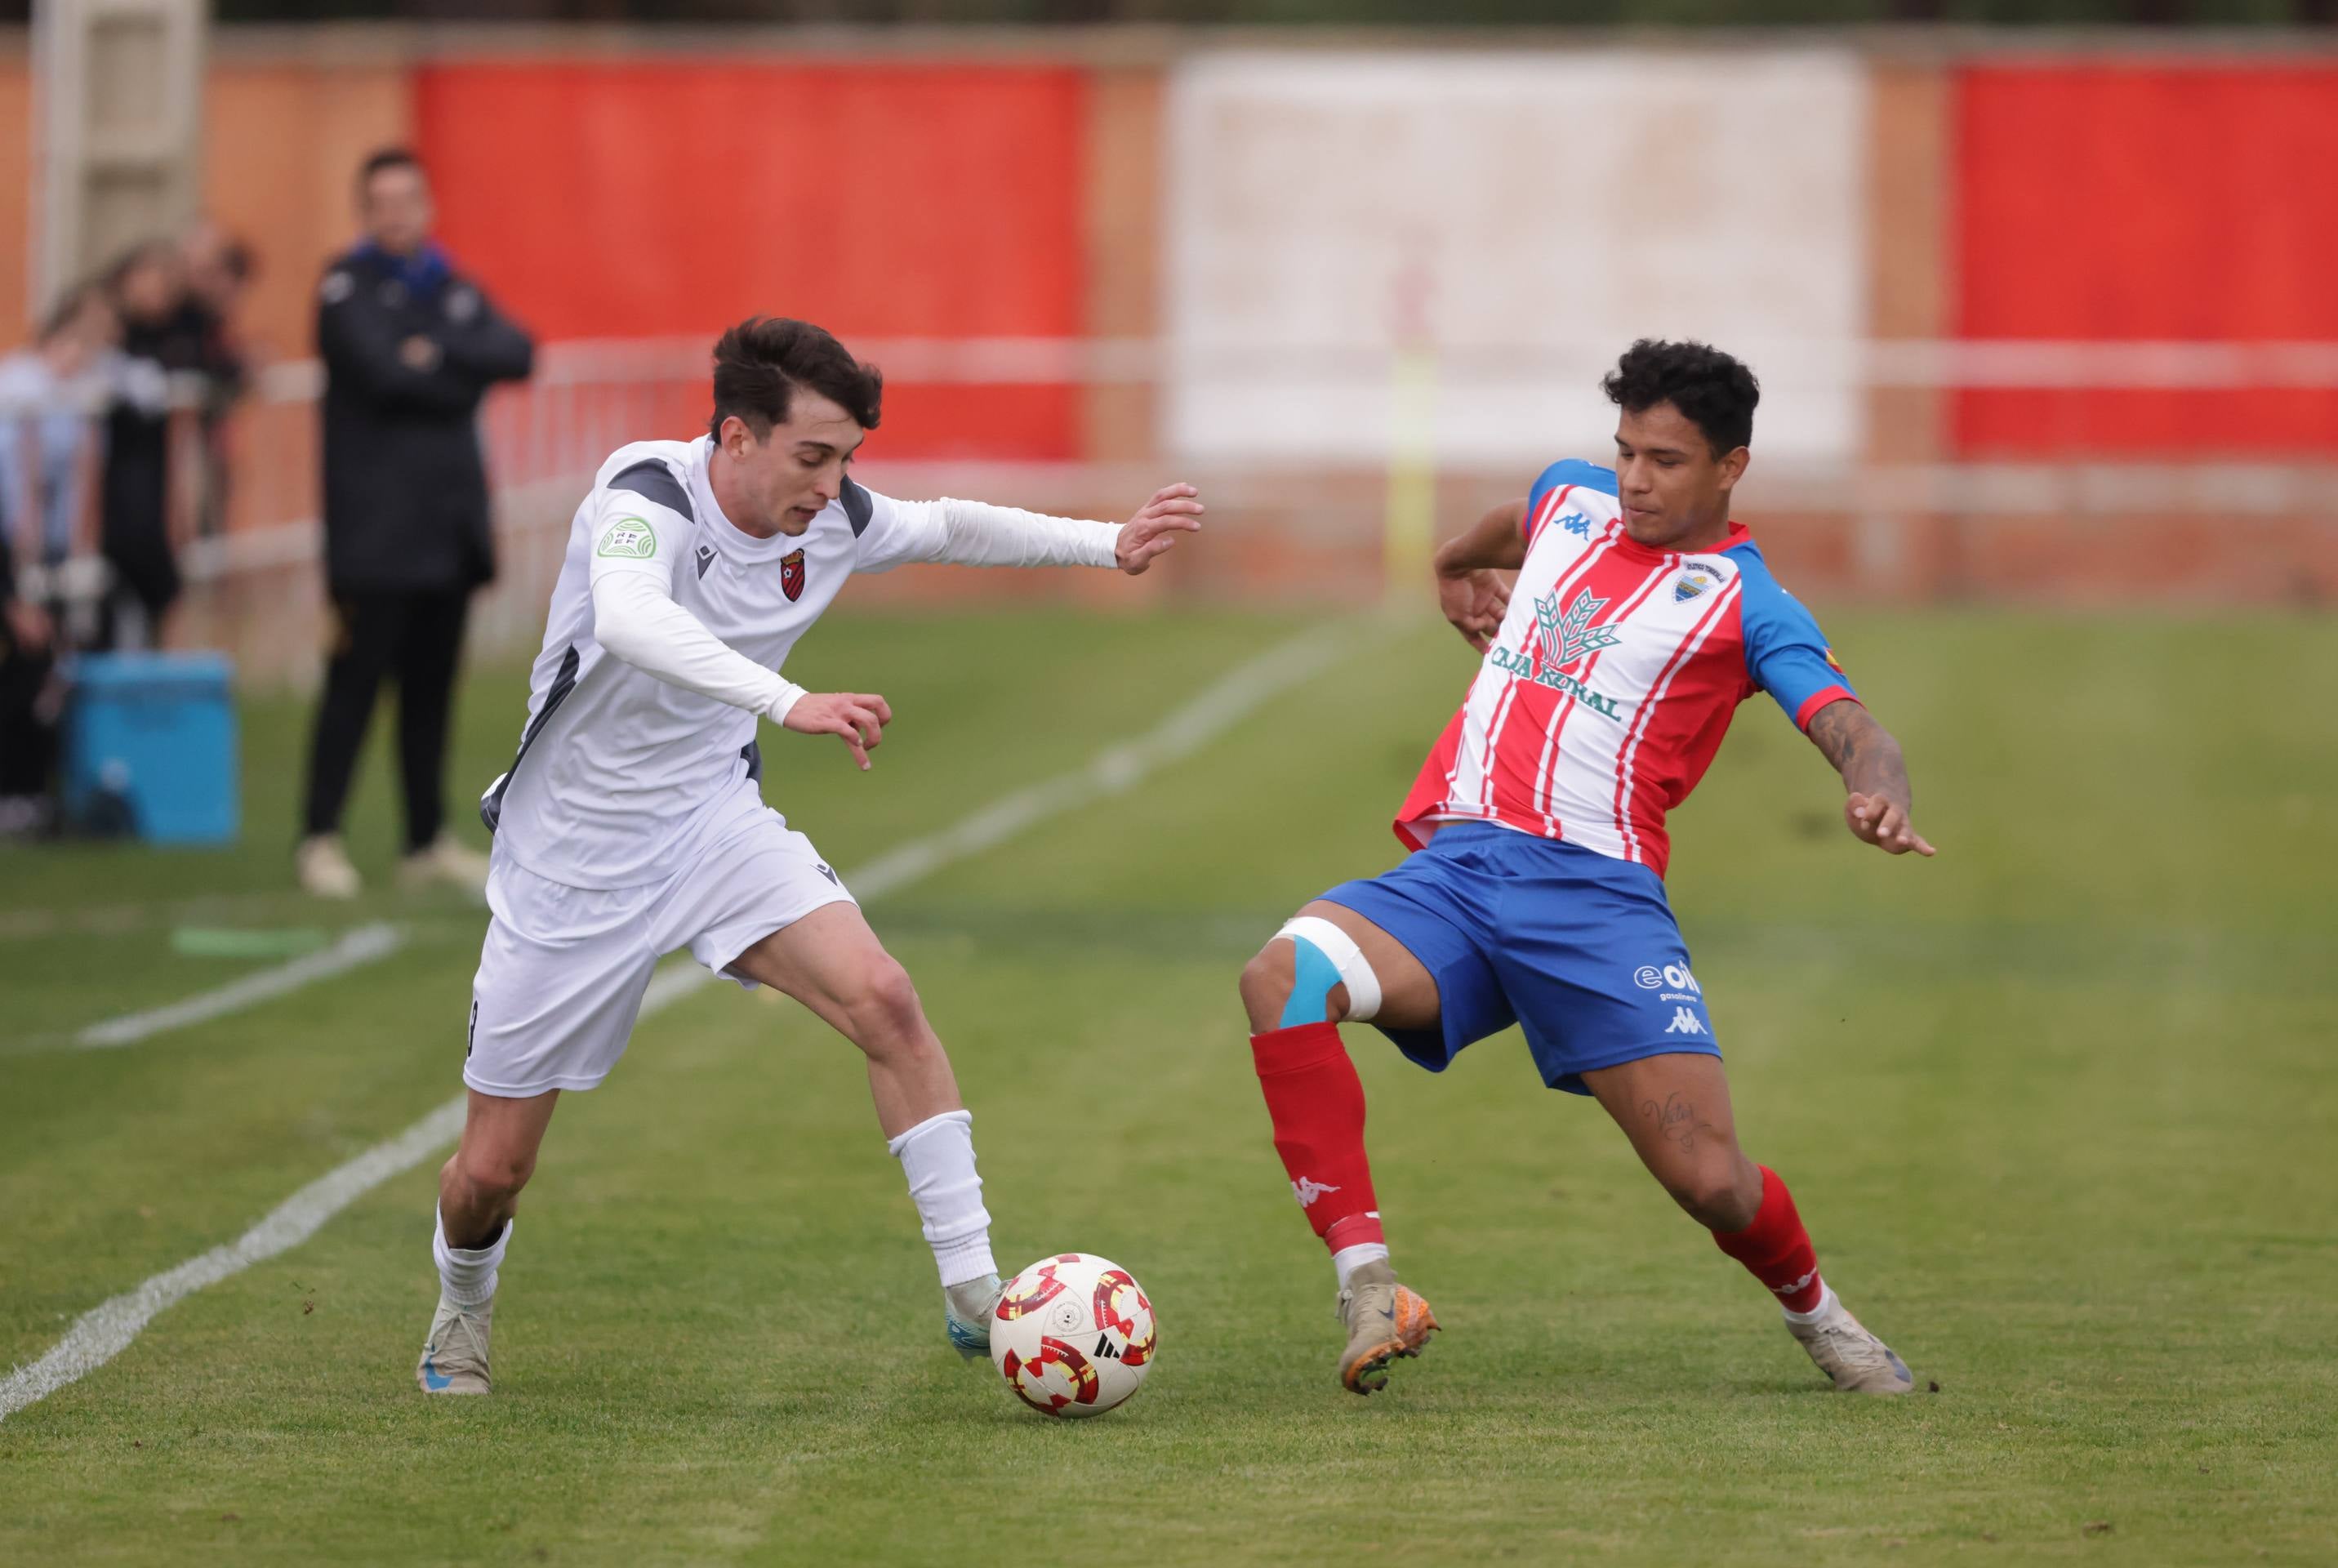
[
  {"xmin": 0, "ymin": 285, "xmax": 118, "ymax": 835},
  {"xmin": 97, "ymin": 242, "xmax": 194, "ymax": 651},
  {"xmin": 176, "ymin": 220, "xmax": 256, "ymax": 539},
  {"xmin": 297, "ymin": 147, "xmax": 534, "ymax": 899}
]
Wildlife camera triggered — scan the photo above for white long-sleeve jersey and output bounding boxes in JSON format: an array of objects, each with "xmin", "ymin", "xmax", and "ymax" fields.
[{"xmin": 483, "ymin": 435, "xmax": 1122, "ymax": 889}]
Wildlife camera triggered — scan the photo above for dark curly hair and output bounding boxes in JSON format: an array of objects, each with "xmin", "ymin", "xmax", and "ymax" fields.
[
  {"xmin": 1601, "ymin": 339, "xmax": 1759, "ymax": 457},
  {"xmin": 710, "ymin": 317, "xmax": 884, "ymax": 439}
]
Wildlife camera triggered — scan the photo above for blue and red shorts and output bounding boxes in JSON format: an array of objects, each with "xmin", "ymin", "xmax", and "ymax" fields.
[{"xmin": 1317, "ymin": 821, "xmax": 1719, "ymax": 1094}]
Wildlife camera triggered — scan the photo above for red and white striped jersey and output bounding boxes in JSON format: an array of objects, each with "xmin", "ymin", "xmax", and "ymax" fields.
[{"xmin": 1395, "ymin": 460, "xmax": 1856, "ymax": 878}]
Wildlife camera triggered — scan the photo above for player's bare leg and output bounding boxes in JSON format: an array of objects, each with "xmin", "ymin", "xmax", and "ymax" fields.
[
  {"xmin": 1583, "ymin": 1053, "xmax": 1913, "ymax": 1394},
  {"xmin": 417, "ymin": 1087, "xmax": 559, "ymax": 1394},
  {"xmin": 1239, "ymin": 900, "xmax": 1442, "ymax": 1393},
  {"xmin": 730, "ymin": 903, "xmax": 1004, "ymax": 1356}
]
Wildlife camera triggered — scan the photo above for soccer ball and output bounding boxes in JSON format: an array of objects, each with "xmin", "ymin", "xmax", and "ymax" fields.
[{"xmin": 990, "ymin": 1253, "xmax": 1156, "ymax": 1418}]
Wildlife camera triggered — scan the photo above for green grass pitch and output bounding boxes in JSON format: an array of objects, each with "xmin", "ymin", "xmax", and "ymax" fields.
[{"xmin": 1, "ymin": 606, "xmax": 2333, "ymax": 1566}]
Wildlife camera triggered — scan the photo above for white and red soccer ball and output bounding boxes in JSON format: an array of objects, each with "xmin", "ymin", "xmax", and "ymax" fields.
[{"xmin": 990, "ymin": 1253, "xmax": 1156, "ymax": 1419}]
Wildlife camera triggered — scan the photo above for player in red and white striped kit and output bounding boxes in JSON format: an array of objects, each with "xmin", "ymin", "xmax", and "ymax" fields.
[{"xmin": 1240, "ymin": 341, "xmax": 1932, "ymax": 1396}]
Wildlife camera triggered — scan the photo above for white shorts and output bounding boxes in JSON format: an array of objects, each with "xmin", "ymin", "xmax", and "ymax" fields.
[{"xmin": 465, "ymin": 807, "xmax": 856, "ymax": 1098}]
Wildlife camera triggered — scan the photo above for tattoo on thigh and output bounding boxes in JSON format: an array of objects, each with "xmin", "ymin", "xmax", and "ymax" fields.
[{"xmin": 1642, "ymin": 1092, "xmax": 1698, "ymax": 1154}]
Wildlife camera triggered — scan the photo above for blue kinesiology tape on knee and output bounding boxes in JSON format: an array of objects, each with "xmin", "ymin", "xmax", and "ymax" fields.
[{"xmin": 1280, "ymin": 936, "xmax": 1345, "ymax": 1029}]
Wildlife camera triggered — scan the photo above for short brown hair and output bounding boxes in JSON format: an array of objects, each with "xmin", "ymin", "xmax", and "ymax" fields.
[{"xmin": 709, "ymin": 318, "xmax": 883, "ymax": 439}]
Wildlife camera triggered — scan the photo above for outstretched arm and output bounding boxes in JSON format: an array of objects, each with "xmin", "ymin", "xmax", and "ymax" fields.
[
  {"xmin": 1806, "ymin": 698, "xmax": 1935, "ymax": 857},
  {"xmin": 856, "ymin": 483, "xmax": 1201, "ymax": 576},
  {"xmin": 1432, "ymin": 499, "xmax": 1526, "ymax": 652}
]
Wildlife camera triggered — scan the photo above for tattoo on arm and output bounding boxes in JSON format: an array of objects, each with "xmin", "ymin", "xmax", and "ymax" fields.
[{"xmin": 1806, "ymin": 699, "xmax": 1913, "ymax": 808}]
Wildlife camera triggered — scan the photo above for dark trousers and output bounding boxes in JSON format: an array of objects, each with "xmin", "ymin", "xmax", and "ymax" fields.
[{"xmin": 302, "ymin": 588, "xmax": 470, "ymax": 853}]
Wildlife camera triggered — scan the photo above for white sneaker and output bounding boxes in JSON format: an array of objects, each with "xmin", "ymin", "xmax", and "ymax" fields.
[
  {"xmin": 1785, "ymin": 1290, "xmax": 1914, "ymax": 1394},
  {"xmin": 416, "ymin": 1295, "xmax": 493, "ymax": 1395},
  {"xmin": 399, "ymin": 835, "xmax": 491, "ymax": 895},
  {"xmin": 296, "ymin": 835, "xmax": 362, "ymax": 899}
]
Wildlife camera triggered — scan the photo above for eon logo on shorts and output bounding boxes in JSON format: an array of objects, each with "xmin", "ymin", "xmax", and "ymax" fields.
[{"xmin": 1633, "ymin": 963, "xmax": 1700, "ymax": 994}]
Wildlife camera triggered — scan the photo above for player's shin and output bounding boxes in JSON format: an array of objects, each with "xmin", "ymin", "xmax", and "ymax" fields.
[
  {"xmin": 1710, "ymin": 1164, "xmax": 1825, "ymax": 1315},
  {"xmin": 1249, "ymin": 1020, "xmax": 1387, "ymax": 1288},
  {"xmin": 888, "ymin": 1108, "xmax": 997, "ymax": 1288}
]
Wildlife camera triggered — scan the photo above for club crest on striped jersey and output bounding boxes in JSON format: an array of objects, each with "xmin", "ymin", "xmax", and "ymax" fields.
[
  {"xmin": 1536, "ymin": 588, "xmax": 1622, "ymax": 669},
  {"xmin": 1673, "ymin": 565, "xmax": 1721, "ymax": 604},
  {"xmin": 780, "ymin": 548, "xmax": 806, "ymax": 602}
]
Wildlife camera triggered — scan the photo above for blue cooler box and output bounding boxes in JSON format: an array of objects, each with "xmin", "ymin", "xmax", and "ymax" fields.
[{"xmin": 63, "ymin": 652, "xmax": 240, "ymax": 844}]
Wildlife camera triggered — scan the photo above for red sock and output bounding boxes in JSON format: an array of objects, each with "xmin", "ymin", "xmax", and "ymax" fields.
[
  {"xmin": 1249, "ymin": 1021, "xmax": 1384, "ymax": 1254},
  {"xmin": 1712, "ymin": 1165, "xmax": 1824, "ymax": 1313}
]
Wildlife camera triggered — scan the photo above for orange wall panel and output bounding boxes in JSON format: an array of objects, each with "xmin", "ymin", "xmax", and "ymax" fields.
[
  {"xmin": 412, "ymin": 60, "xmax": 1088, "ymax": 459},
  {"xmin": 0, "ymin": 58, "xmax": 29, "ymax": 345},
  {"xmin": 1954, "ymin": 64, "xmax": 2338, "ymax": 457}
]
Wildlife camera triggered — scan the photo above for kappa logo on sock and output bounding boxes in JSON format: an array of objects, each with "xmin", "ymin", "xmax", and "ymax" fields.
[
  {"xmin": 1771, "ymin": 1267, "xmax": 1819, "ymax": 1299},
  {"xmin": 1291, "ymin": 1177, "xmax": 1342, "ymax": 1209}
]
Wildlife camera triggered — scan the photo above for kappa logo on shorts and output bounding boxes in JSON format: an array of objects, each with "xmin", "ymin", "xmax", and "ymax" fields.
[
  {"xmin": 781, "ymin": 548, "xmax": 806, "ymax": 602},
  {"xmin": 1664, "ymin": 1007, "xmax": 1707, "ymax": 1036}
]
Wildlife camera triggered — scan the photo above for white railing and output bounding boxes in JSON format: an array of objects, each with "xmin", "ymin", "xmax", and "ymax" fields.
[{"xmin": 12, "ymin": 334, "xmax": 2336, "ymax": 686}]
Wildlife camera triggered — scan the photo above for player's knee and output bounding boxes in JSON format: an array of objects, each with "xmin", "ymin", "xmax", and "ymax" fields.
[
  {"xmin": 840, "ymin": 959, "xmax": 929, "ymax": 1056},
  {"xmin": 1238, "ymin": 942, "xmax": 1295, "ymax": 1031},
  {"xmin": 1668, "ymin": 1161, "xmax": 1759, "ymax": 1232}
]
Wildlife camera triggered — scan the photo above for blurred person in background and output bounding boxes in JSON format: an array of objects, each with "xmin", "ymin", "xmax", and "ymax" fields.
[
  {"xmin": 297, "ymin": 148, "xmax": 534, "ymax": 899},
  {"xmin": 176, "ymin": 220, "xmax": 256, "ymax": 541},
  {"xmin": 0, "ymin": 284, "xmax": 119, "ymax": 835},
  {"xmin": 97, "ymin": 242, "xmax": 195, "ymax": 652}
]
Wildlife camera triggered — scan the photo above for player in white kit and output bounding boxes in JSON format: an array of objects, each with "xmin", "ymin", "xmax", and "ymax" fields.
[{"xmin": 416, "ymin": 318, "xmax": 1201, "ymax": 1394}]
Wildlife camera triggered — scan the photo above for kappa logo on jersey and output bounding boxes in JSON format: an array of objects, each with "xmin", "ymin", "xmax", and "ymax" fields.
[
  {"xmin": 1663, "ymin": 1006, "xmax": 1707, "ymax": 1036},
  {"xmin": 596, "ymin": 517, "xmax": 657, "ymax": 559},
  {"xmin": 1291, "ymin": 1177, "xmax": 1342, "ymax": 1208},
  {"xmin": 1557, "ymin": 511, "xmax": 1593, "ymax": 538},
  {"xmin": 780, "ymin": 548, "xmax": 806, "ymax": 602},
  {"xmin": 1538, "ymin": 588, "xmax": 1623, "ymax": 669}
]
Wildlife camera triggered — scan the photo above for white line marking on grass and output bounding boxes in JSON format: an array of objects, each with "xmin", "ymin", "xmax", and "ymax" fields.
[
  {"xmin": 0, "ymin": 618, "xmax": 1370, "ymax": 1422},
  {"xmin": 74, "ymin": 923, "xmax": 407, "ymax": 1049}
]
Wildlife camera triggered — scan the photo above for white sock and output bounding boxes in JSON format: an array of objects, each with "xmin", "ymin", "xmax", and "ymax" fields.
[
  {"xmin": 888, "ymin": 1109, "xmax": 996, "ymax": 1288},
  {"xmin": 1332, "ymin": 1242, "xmax": 1389, "ymax": 1293},
  {"xmin": 1781, "ymin": 1283, "xmax": 1838, "ymax": 1326},
  {"xmin": 434, "ymin": 1209, "xmax": 510, "ymax": 1308}
]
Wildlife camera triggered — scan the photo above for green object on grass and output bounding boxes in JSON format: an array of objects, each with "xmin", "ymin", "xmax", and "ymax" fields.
[{"xmin": 169, "ymin": 927, "xmax": 332, "ymax": 960}]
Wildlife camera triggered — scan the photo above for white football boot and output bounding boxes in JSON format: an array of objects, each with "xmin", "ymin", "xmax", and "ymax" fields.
[
  {"xmin": 1785, "ymin": 1289, "xmax": 1914, "ymax": 1394},
  {"xmin": 416, "ymin": 1295, "xmax": 493, "ymax": 1395},
  {"xmin": 1335, "ymin": 1259, "xmax": 1439, "ymax": 1394},
  {"xmin": 943, "ymin": 1273, "xmax": 1005, "ymax": 1361}
]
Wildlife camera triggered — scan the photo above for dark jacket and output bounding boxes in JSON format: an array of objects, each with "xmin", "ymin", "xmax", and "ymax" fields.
[{"xmin": 316, "ymin": 243, "xmax": 533, "ymax": 593}]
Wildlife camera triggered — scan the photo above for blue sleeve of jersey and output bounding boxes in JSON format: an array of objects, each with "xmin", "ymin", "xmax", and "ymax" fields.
[
  {"xmin": 1523, "ymin": 460, "xmax": 1618, "ymax": 537},
  {"xmin": 1737, "ymin": 564, "xmax": 1857, "ymax": 731}
]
